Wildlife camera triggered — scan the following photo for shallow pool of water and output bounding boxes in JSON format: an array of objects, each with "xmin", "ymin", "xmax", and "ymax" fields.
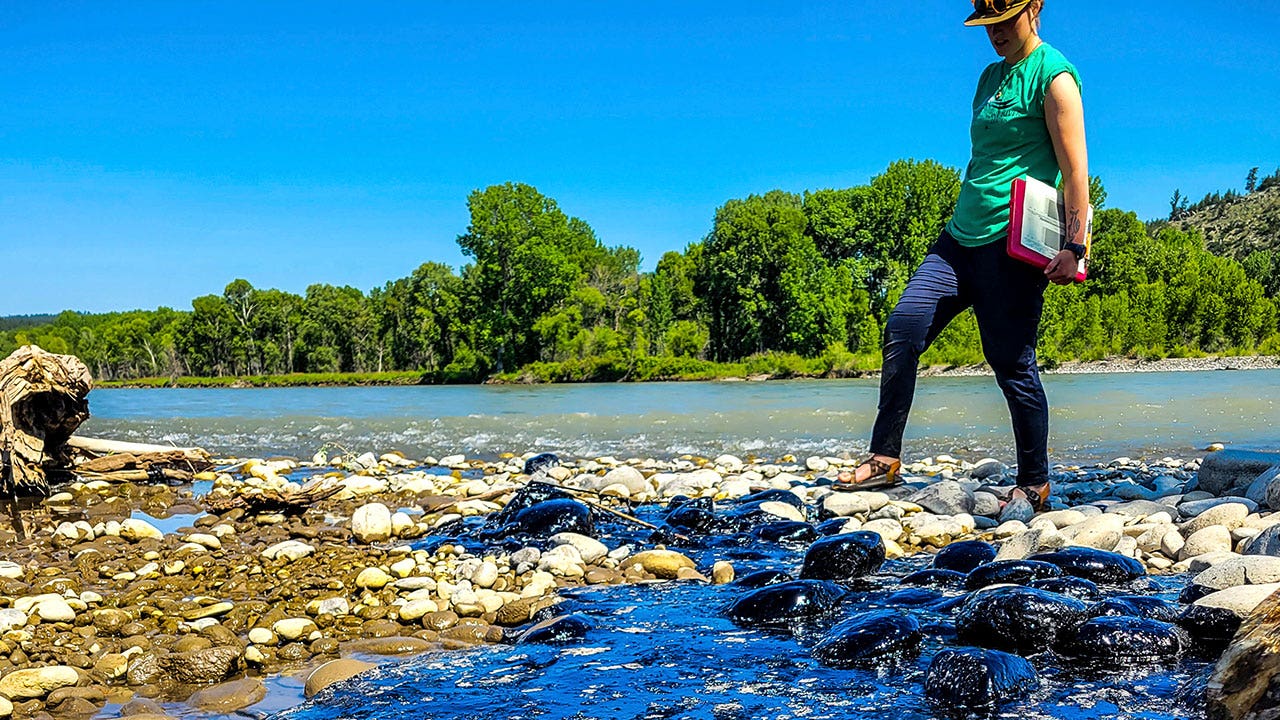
[{"xmin": 272, "ymin": 504, "xmax": 1213, "ymax": 720}]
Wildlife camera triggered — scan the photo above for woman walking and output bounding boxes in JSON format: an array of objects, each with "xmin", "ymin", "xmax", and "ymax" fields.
[{"xmin": 836, "ymin": 0, "xmax": 1089, "ymax": 518}]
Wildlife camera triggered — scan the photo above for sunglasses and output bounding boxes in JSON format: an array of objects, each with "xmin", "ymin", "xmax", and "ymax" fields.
[{"xmin": 971, "ymin": 0, "xmax": 1031, "ymax": 16}]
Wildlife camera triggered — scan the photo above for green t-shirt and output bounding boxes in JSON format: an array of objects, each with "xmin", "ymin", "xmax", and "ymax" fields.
[{"xmin": 946, "ymin": 43, "xmax": 1082, "ymax": 247}]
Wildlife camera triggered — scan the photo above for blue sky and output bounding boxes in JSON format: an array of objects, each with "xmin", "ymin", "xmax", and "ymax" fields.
[{"xmin": 2, "ymin": 1, "xmax": 1278, "ymax": 314}]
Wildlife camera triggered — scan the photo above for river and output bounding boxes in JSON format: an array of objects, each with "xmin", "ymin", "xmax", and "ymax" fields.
[{"xmin": 81, "ymin": 369, "xmax": 1280, "ymax": 463}]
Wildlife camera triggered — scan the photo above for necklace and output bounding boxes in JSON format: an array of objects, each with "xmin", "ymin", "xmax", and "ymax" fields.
[{"xmin": 994, "ymin": 39, "xmax": 1041, "ymax": 101}]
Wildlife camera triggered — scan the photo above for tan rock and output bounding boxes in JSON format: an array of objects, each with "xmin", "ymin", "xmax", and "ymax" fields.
[
  {"xmin": 304, "ymin": 658, "xmax": 377, "ymax": 698},
  {"xmin": 712, "ymin": 561, "xmax": 735, "ymax": 584},
  {"xmin": 0, "ymin": 665, "xmax": 79, "ymax": 699},
  {"xmin": 187, "ymin": 677, "xmax": 266, "ymax": 713},
  {"xmin": 624, "ymin": 550, "xmax": 696, "ymax": 579}
]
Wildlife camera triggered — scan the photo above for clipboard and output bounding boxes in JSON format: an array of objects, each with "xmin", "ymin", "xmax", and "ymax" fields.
[{"xmin": 1007, "ymin": 175, "xmax": 1091, "ymax": 282}]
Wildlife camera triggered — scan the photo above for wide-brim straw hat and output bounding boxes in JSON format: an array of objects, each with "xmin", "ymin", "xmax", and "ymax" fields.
[{"xmin": 964, "ymin": 0, "xmax": 1034, "ymax": 26}]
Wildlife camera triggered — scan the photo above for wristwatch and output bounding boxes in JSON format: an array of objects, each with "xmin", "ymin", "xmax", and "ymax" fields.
[{"xmin": 1063, "ymin": 242, "xmax": 1087, "ymax": 260}]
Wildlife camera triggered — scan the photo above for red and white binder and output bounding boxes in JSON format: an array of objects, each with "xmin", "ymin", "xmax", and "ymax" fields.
[{"xmin": 1007, "ymin": 175, "xmax": 1091, "ymax": 283}]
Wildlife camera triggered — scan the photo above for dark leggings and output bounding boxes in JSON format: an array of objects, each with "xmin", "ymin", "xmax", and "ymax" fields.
[{"xmin": 869, "ymin": 230, "xmax": 1050, "ymax": 487}]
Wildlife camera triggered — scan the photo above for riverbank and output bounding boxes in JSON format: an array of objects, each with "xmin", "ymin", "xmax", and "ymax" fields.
[
  {"xmin": 3, "ymin": 446, "xmax": 1280, "ymax": 718},
  {"xmin": 93, "ymin": 354, "xmax": 1280, "ymax": 388}
]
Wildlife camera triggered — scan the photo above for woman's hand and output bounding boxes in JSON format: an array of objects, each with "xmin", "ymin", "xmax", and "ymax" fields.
[{"xmin": 1044, "ymin": 249, "xmax": 1078, "ymax": 284}]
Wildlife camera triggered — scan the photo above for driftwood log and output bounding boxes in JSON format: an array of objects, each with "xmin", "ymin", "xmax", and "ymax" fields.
[
  {"xmin": 0, "ymin": 345, "xmax": 92, "ymax": 495},
  {"xmin": 201, "ymin": 475, "xmax": 344, "ymax": 515},
  {"xmin": 67, "ymin": 436, "xmax": 213, "ymax": 484},
  {"xmin": 1207, "ymin": 586, "xmax": 1280, "ymax": 720}
]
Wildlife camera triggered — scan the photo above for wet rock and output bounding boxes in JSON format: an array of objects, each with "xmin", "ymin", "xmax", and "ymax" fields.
[
  {"xmin": 901, "ymin": 569, "xmax": 967, "ymax": 590},
  {"xmin": 1027, "ymin": 575, "xmax": 1101, "ymax": 601},
  {"xmin": 964, "ymin": 559, "xmax": 1062, "ymax": 590},
  {"xmin": 623, "ymin": 550, "xmax": 695, "ymax": 580},
  {"xmin": 753, "ymin": 521, "xmax": 818, "ymax": 545},
  {"xmin": 727, "ymin": 579, "xmax": 845, "ymax": 627},
  {"xmin": 732, "ymin": 569, "xmax": 793, "ymax": 589},
  {"xmin": 516, "ymin": 614, "xmax": 592, "ymax": 645},
  {"xmin": 159, "ymin": 645, "xmax": 241, "ymax": 684},
  {"xmin": 1028, "ymin": 547, "xmax": 1145, "ymax": 584},
  {"xmin": 342, "ymin": 636, "xmax": 435, "ymax": 655},
  {"xmin": 933, "ymin": 540, "xmax": 996, "ymax": 573},
  {"xmin": 187, "ymin": 677, "xmax": 266, "ymax": 713},
  {"xmin": 908, "ymin": 481, "xmax": 974, "ymax": 516},
  {"xmin": 304, "ymin": 658, "xmax": 377, "ymax": 698},
  {"xmin": 511, "ymin": 499, "xmax": 594, "ymax": 538},
  {"xmin": 1088, "ymin": 596, "xmax": 1180, "ymax": 623},
  {"xmin": 1056, "ymin": 616, "xmax": 1184, "ymax": 666},
  {"xmin": 799, "ymin": 532, "xmax": 885, "ymax": 582},
  {"xmin": 0, "ymin": 665, "xmax": 79, "ymax": 699},
  {"xmin": 811, "ymin": 610, "xmax": 921, "ymax": 667},
  {"xmin": 1179, "ymin": 604, "xmax": 1244, "ymax": 650},
  {"xmin": 712, "ymin": 561, "xmax": 735, "ymax": 584},
  {"xmin": 956, "ymin": 586, "xmax": 1088, "ymax": 654},
  {"xmin": 924, "ymin": 647, "xmax": 1038, "ymax": 709},
  {"xmin": 522, "ymin": 452, "xmax": 561, "ymax": 476}
]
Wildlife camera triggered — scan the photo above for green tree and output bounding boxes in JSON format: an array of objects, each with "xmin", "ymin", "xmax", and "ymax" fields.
[{"xmin": 457, "ymin": 183, "xmax": 602, "ymax": 371}]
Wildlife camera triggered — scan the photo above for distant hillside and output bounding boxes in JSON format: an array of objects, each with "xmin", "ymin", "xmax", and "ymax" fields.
[
  {"xmin": 1175, "ymin": 184, "xmax": 1280, "ymax": 259},
  {"xmin": 0, "ymin": 314, "xmax": 56, "ymax": 332}
]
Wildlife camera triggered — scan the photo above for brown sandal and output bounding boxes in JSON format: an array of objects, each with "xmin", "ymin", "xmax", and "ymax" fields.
[
  {"xmin": 1006, "ymin": 482, "xmax": 1051, "ymax": 513},
  {"xmin": 832, "ymin": 456, "xmax": 902, "ymax": 492}
]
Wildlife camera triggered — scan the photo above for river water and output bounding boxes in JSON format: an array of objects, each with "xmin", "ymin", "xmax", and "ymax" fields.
[{"xmin": 83, "ymin": 369, "xmax": 1280, "ymax": 464}]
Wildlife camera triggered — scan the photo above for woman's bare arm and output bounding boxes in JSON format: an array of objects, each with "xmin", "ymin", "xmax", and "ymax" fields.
[{"xmin": 1043, "ymin": 72, "xmax": 1089, "ymax": 284}]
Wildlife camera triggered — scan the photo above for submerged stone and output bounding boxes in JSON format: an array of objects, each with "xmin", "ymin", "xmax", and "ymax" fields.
[
  {"xmin": 1028, "ymin": 576, "xmax": 1102, "ymax": 601},
  {"xmin": 753, "ymin": 521, "xmax": 818, "ymax": 545},
  {"xmin": 727, "ymin": 579, "xmax": 845, "ymax": 628},
  {"xmin": 799, "ymin": 532, "xmax": 885, "ymax": 582},
  {"xmin": 1056, "ymin": 616, "xmax": 1184, "ymax": 666},
  {"xmin": 811, "ymin": 610, "xmax": 921, "ymax": 668},
  {"xmin": 1028, "ymin": 547, "xmax": 1145, "ymax": 584},
  {"xmin": 924, "ymin": 647, "xmax": 1039, "ymax": 709},
  {"xmin": 965, "ymin": 559, "xmax": 1062, "ymax": 590},
  {"xmin": 516, "ymin": 614, "xmax": 593, "ymax": 645},
  {"xmin": 901, "ymin": 569, "xmax": 968, "ymax": 590},
  {"xmin": 933, "ymin": 540, "xmax": 997, "ymax": 573},
  {"xmin": 956, "ymin": 586, "xmax": 1088, "ymax": 654},
  {"xmin": 1177, "ymin": 604, "xmax": 1244, "ymax": 652},
  {"xmin": 732, "ymin": 569, "xmax": 793, "ymax": 590},
  {"xmin": 1088, "ymin": 596, "xmax": 1180, "ymax": 623}
]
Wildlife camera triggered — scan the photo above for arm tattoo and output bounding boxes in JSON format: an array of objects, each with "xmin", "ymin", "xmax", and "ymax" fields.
[{"xmin": 1066, "ymin": 208, "xmax": 1082, "ymax": 245}]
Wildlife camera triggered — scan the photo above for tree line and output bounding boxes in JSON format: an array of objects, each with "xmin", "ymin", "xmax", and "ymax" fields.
[{"xmin": 4, "ymin": 159, "xmax": 1278, "ymax": 383}]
